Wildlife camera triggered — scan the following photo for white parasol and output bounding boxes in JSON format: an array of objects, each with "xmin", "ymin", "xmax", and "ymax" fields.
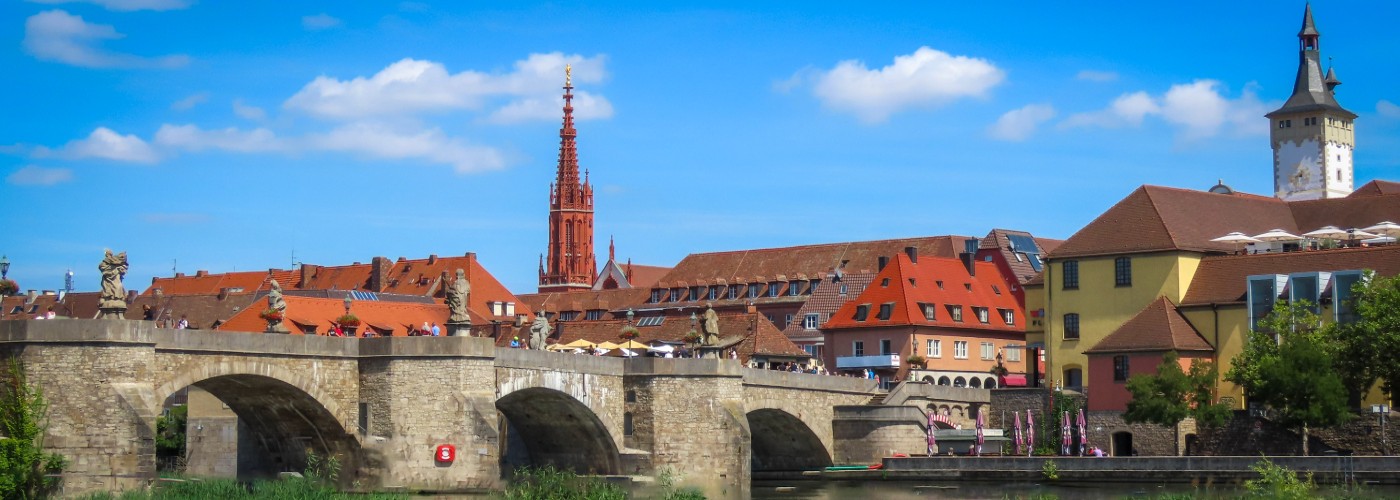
[
  {"xmin": 1252, "ymin": 229, "xmax": 1302, "ymax": 242},
  {"xmin": 1362, "ymin": 221, "xmax": 1400, "ymax": 238},
  {"xmin": 1210, "ymin": 232, "xmax": 1262, "ymax": 244},
  {"xmin": 1301, "ymin": 226, "xmax": 1350, "ymax": 240}
]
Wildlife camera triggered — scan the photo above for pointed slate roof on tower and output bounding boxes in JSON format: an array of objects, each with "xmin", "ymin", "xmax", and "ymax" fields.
[{"xmin": 1268, "ymin": 3, "xmax": 1355, "ymax": 118}]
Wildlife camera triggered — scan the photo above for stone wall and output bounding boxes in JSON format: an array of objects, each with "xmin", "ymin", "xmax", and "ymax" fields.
[
  {"xmin": 626, "ymin": 358, "xmax": 748, "ymax": 498},
  {"xmin": 1197, "ymin": 410, "xmax": 1400, "ymax": 456},
  {"xmin": 1083, "ymin": 411, "xmax": 1181, "ymax": 456},
  {"xmin": 740, "ymin": 368, "xmax": 875, "ymax": 462},
  {"xmin": 183, "ymin": 387, "xmax": 238, "ymax": 477},
  {"xmin": 832, "ymin": 406, "xmax": 928, "ymax": 463},
  {"xmin": 881, "ymin": 456, "xmax": 1400, "ymax": 484}
]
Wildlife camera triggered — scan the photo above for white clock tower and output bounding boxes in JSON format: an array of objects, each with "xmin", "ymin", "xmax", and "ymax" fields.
[{"xmin": 1267, "ymin": 4, "xmax": 1356, "ymax": 201}]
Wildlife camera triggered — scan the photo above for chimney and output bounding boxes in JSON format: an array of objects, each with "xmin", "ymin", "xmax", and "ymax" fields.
[
  {"xmin": 217, "ymin": 287, "xmax": 229, "ymax": 300},
  {"xmin": 300, "ymin": 263, "xmax": 320, "ymax": 287},
  {"xmin": 877, "ymin": 256, "xmax": 889, "ymax": 271},
  {"xmin": 960, "ymin": 238, "xmax": 977, "ymax": 276},
  {"xmin": 904, "ymin": 246, "xmax": 918, "ymax": 263},
  {"xmin": 428, "ymin": 254, "xmax": 438, "ymax": 265},
  {"xmin": 746, "ymin": 302, "xmax": 758, "ymax": 314},
  {"xmin": 195, "ymin": 270, "xmax": 208, "ymax": 277},
  {"xmin": 370, "ymin": 256, "xmax": 391, "ymax": 292},
  {"xmin": 175, "ymin": 272, "xmax": 185, "ymax": 278}
]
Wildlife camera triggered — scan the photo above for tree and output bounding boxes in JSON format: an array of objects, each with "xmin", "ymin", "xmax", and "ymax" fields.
[
  {"xmin": 1353, "ymin": 272, "xmax": 1400, "ymax": 401},
  {"xmin": 0, "ymin": 280, "xmax": 17, "ymax": 297},
  {"xmin": 156, "ymin": 405, "xmax": 188, "ymax": 470},
  {"xmin": 0, "ymin": 360, "xmax": 66, "ymax": 498},
  {"xmin": 1124, "ymin": 351, "xmax": 1230, "ymax": 428},
  {"xmin": 1227, "ymin": 301, "xmax": 1351, "ymax": 455}
]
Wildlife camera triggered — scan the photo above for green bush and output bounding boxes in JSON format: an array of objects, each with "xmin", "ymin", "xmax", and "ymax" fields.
[
  {"xmin": 1243, "ymin": 458, "xmax": 1315, "ymax": 500},
  {"xmin": 0, "ymin": 359, "xmax": 67, "ymax": 499},
  {"xmin": 500, "ymin": 466, "xmax": 626, "ymax": 500}
]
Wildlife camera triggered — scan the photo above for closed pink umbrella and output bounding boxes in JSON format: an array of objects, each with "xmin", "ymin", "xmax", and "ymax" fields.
[
  {"xmin": 1061, "ymin": 410, "xmax": 1071, "ymax": 456},
  {"xmin": 1013, "ymin": 411, "xmax": 1024, "ymax": 456},
  {"xmin": 927, "ymin": 409, "xmax": 937, "ymax": 456},
  {"xmin": 1078, "ymin": 408, "xmax": 1088, "ymax": 456},
  {"xmin": 1025, "ymin": 410, "xmax": 1035, "ymax": 457},
  {"xmin": 975, "ymin": 409, "xmax": 985, "ymax": 456}
]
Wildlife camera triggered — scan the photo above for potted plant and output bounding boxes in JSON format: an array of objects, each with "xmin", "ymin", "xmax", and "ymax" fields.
[
  {"xmin": 683, "ymin": 330, "xmax": 701, "ymax": 344},
  {"xmin": 336, "ymin": 314, "xmax": 360, "ymax": 327},
  {"xmin": 258, "ymin": 308, "xmax": 284, "ymax": 322},
  {"xmin": 619, "ymin": 326, "xmax": 640, "ymax": 340},
  {"xmin": 907, "ymin": 354, "xmax": 927, "ymax": 369}
]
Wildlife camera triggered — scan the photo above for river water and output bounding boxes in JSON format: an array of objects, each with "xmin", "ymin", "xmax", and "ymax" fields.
[{"xmin": 748, "ymin": 479, "xmax": 1400, "ymax": 499}]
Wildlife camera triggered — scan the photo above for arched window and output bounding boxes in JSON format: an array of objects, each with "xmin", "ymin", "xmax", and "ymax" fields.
[
  {"xmin": 954, "ymin": 376, "xmax": 966, "ymax": 387},
  {"xmin": 969, "ymin": 378, "xmax": 982, "ymax": 389},
  {"xmin": 985, "ymin": 377, "xmax": 997, "ymax": 389},
  {"xmin": 938, "ymin": 376, "xmax": 951, "ymax": 386}
]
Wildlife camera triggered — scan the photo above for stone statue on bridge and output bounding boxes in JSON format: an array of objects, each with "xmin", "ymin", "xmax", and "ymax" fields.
[
  {"xmin": 97, "ymin": 249, "xmax": 129, "ymax": 319},
  {"xmin": 446, "ymin": 269, "xmax": 471, "ymax": 324},
  {"xmin": 528, "ymin": 311, "xmax": 551, "ymax": 350},
  {"xmin": 265, "ymin": 280, "xmax": 289, "ymax": 333},
  {"xmin": 701, "ymin": 304, "xmax": 720, "ymax": 346}
]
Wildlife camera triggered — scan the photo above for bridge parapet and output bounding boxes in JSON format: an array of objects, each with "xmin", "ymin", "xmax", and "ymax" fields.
[
  {"xmin": 495, "ymin": 348, "xmax": 624, "ymax": 375},
  {"xmin": 152, "ymin": 328, "xmax": 358, "ymax": 357},
  {"xmin": 741, "ymin": 368, "xmax": 877, "ymax": 394},
  {"xmin": 884, "ymin": 381, "xmax": 990, "ymax": 407}
]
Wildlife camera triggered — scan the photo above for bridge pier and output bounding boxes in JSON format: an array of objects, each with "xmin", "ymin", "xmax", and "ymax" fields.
[{"xmin": 624, "ymin": 358, "xmax": 750, "ymax": 498}]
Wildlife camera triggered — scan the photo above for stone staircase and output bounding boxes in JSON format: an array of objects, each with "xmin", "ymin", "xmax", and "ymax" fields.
[{"xmin": 864, "ymin": 393, "xmax": 887, "ymax": 406}]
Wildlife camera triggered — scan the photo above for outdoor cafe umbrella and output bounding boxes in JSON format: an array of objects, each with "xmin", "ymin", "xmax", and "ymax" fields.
[
  {"xmin": 1078, "ymin": 408, "xmax": 1088, "ymax": 456},
  {"xmin": 1025, "ymin": 410, "xmax": 1035, "ymax": 457},
  {"xmin": 617, "ymin": 340, "xmax": 648, "ymax": 350},
  {"xmin": 1364, "ymin": 236, "xmax": 1398, "ymax": 245},
  {"xmin": 647, "ymin": 344, "xmax": 676, "ymax": 353},
  {"xmin": 563, "ymin": 339, "xmax": 597, "ymax": 349},
  {"xmin": 1013, "ymin": 411, "xmax": 1024, "ymax": 456},
  {"xmin": 1252, "ymin": 228, "xmax": 1302, "ymax": 243},
  {"xmin": 926, "ymin": 409, "xmax": 937, "ymax": 456},
  {"xmin": 1363, "ymin": 221, "xmax": 1400, "ymax": 238},
  {"xmin": 975, "ymin": 409, "xmax": 985, "ymax": 456},
  {"xmin": 596, "ymin": 341, "xmax": 621, "ymax": 350},
  {"xmin": 1301, "ymin": 225, "xmax": 1351, "ymax": 240},
  {"xmin": 1061, "ymin": 410, "xmax": 1072, "ymax": 456}
]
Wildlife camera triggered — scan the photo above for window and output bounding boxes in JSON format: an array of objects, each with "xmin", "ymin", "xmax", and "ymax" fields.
[
  {"xmin": 626, "ymin": 390, "xmax": 637, "ymax": 402},
  {"xmin": 992, "ymin": 285, "xmax": 1001, "ymax": 295},
  {"xmin": 1248, "ymin": 275, "xmax": 1283, "ymax": 331},
  {"xmin": 877, "ymin": 302, "xmax": 894, "ymax": 321},
  {"xmin": 1063, "ymin": 260, "xmax": 1079, "ymax": 289},
  {"xmin": 558, "ymin": 311, "xmax": 579, "ymax": 321},
  {"xmin": 853, "ymin": 304, "xmax": 870, "ymax": 321},
  {"xmin": 853, "ymin": 341, "xmax": 865, "ymax": 356},
  {"xmin": 927, "ymin": 339, "xmax": 942, "ymax": 358},
  {"xmin": 954, "ymin": 341, "xmax": 968, "ymax": 359},
  {"xmin": 789, "ymin": 281, "xmax": 802, "ymax": 296},
  {"xmin": 980, "ymin": 342, "xmax": 995, "ymax": 360},
  {"xmin": 803, "ymin": 313, "xmax": 820, "ymax": 330},
  {"xmin": 1334, "ymin": 271, "xmax": 1363, "ymax": 324},
  {"xmin": 1000, "ymin": 309, "xmax": 1014, "ymax": 325},
  {"xmin": 921, "ymin": 303, "xmax": 937, "ymax": 321},
  {"xmin": 1063, "ymin": 313, "xmax": 1080, "ymax": 340},
  {"xmin": 839, "ymin": 283, "xmax": 848, "ymax": 296},
  {"xmin": 880, "ymin": 278, "xmax": 891, "ymax": 287},
  {"xmin": 748, "ymin": 283, "xmax": 762, "ymax": 298},
  {"xmin": 728, "ymin": 285, "xmax": 741, "ymax": 299},
  {"xmin": 1113, "ymin": 355, "xmax": 1131, "ymax": 382},
  {"xmin": 974, "ymin": 307, "xmax": 989, "ymax": 324},
  {"xmin": 624, "ymin": 412, "xmax": 634, "ymax": 436},
  {"xmin": 708, "ymin": 286, "xmax": 720, "ymax": 301},
  {"xmin": 672, "ymin": 288, "xmax": 686, "ymax": 302},
  {"xmin": 808, "ymin": 279, "xmax": 820, "ymax": 295},
  {"xmin": 1006, "ymin": 346, "xmax": 1021, "ymax": 362},
  {"xmin": 1114, "ymin": 257, "xmax": 1132, "ymax": 286},
  {"xmin": 649, "ymin": 289, "xmax": 662, "ymax": 303},
  {"xmin": 1289, "ymin": 273, "xmax": 1323, "ymax": 314},
  {"xmin": 784, "ymin": 314, "xmax": 794, "ymax": 329},
  {"xmin": 586, "ymin": 309, "xmax": 604, "ymax": 320},
  {"xmin": 691, "ymin": 286, "xmax": 704, "ymax": 300},
  {"xmin": 358, "ymin": 402, "xmax": 369, "ymax": 434},
  {"xmin": 947, "ymin": 305, "xmax": 963, "ymax": 322},
  {"xmin": 880, "ymin": 339, "xmax": 892, "ymax": 355},
  {"xmin": 768, "ymin": 282, "xmax": 781, "ymax": 297}
]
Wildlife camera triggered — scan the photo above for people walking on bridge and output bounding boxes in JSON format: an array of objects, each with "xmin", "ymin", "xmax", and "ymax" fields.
[{"xmin": 431, "ymin": 322, "xmax": 441, "ymax": 336}]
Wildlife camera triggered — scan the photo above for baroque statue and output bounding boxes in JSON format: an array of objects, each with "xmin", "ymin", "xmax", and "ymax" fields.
[
  {"xmin": 446, "ymin": 268, "xmax": 471, "ymax": 325},
  {"xmin": 97, "ymin": 249, "xmax": 129, "ymax": 318},
  {"xmin": 701, "ymin": 304, "xmax": 720, "ymax": 346},
  {"xmin": 265, "ymin": 279, "xmax": 289, "ymax": 333},
  {"xmin": 528, "ymin": 311, "xmax": 552, "ymax": 350}
]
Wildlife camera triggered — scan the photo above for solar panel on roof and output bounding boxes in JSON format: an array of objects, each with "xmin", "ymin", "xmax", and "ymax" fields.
[
  {"xmin": 351, "ymin": 291, "xmax": 379, "ymax": 301},
  {"xmin": 1007, "ymin": 235, "xmax": 1040, "ymax": 255},
  {"xmin": 1027, "ymin": 254, "xmax": 1043, "ymax": 272}
]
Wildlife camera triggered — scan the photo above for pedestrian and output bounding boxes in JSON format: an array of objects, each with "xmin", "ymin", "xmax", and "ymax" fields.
[
  {"xmin": 510, "ymin": 336, "xmax": 521, "ymax": 348},
  {"xmin": 177, "ymin": 315, "xmax": 189, "ymax": 330},
  {"xmin": 142, "ymin": 305, "xmax": 154, "ymax": 321},
  {"xmin": 431, "ymin": 322, "xmax": 441, "ymax": 337}
]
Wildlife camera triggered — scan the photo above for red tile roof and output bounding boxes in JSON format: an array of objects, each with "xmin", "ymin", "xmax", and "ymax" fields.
[
  {"xmin": 373, "ymin": 254, "xmax": 530, "ymax": 321},
  {"xmin": 1180, "ymin": 246, "xmax": 1400, "ymax": 305},
  {"xmin": 781, "ymin": 272, "xmax": 876, "ymax": 341},
  {"xmin": 130, "ymin": 292, "xmax": 259, "ymax": 329},
  {"xmin": 1085, "ymin": 297, "xmax": 1213, "ymax": 354},
  {"xmin": 823, "ymin": 253, "xmax": 1023, "ymax": 332},
  {"xmin": 658, "ymin": 235, "xmax": 975, "ymax": 286},
  {"xmin": 1049, "ymin": 184, "xmax": 1400, "ymax": 260},
  {"xmin": 217, "ymin": 295, "xmax": 451, "ymax": 336},
  {"xmin": 527, "ymin": 313, "xmax": 808, "ymax": 362},
  {"xmin": 1349, "ymin": 180, "xmax": 1400, "ymax": 197},
  {"xmin": 143, "ymin": 269, "xmax": 289, "ymax": 296},
  {"xmin": 624, "ymin": 264, "xmax": 671, "ymax": 289},
  {"xmin": 516, "ymin": 287, "xmax": 650, "ymax": 318},
  {"xmin": 979, "ymin": 228, "xmax": 1054, "ymax": 285}
]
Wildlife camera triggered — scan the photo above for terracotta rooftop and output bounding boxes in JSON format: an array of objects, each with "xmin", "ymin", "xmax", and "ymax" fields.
[
  {"xmin": 1048, "ymin": 184, "xmax": 1400, "ymax": 260},
  {"xmin": 1180, "ymin": 245, "xmax": 1400, "ymax": 306},
  {"xmin": 0, "ymin": 291, "xmax": 100, "ymax": 320},
  {"xmin": 1349, "ymin": 180, "xmax": 1400, "ymax": 197},
  {"xmin": 129, "ymin": 292, "xmax": 259, "ymax": 329},
  {"xmin": 516, "ymin": 287, "xmax": 650, "ymax": 319},
  {"xmin": 823, "ymin": 253, "xmax": 1024, "ymax": 332},
  {"xmin": 781, "ymin": 272, "xmax": 876, "ymax": 341},
  {"xmin": 217, "ymin": 295, "xmax": 454, "ymax": 336},
  {"xmin": 979, "ymin": 228, "xmax": 1056, "ymax": 284},
  {"xmin": 657, "ymin": 235, "xmax": 976, "ymax": 286},
  {"xmin": 624, "ymin": 264, "xmax": 671, "ymax": 289},
  {"xmin": 143, "ymin": 269, "xmax": 289, "ymax": 296},
  {"xmin": 1084, "ymin": 297, "xmax": 1213, "ymax": 354}
]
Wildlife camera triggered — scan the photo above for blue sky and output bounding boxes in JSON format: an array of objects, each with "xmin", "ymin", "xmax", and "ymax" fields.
[{"xmin": 4, "ymin": 1, "xmax": 1399, "ymax": 295}]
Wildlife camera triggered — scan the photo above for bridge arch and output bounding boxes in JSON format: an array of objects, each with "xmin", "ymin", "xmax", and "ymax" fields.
[
  {"xmin": 496, "ymin": 387, "xmax": 621, "ymax": 477},
  {"xmin": 745, "ymin": 408, "xmax": 832, "ymax": 472},
  {"xmin": 155, "ymin": 364, "xmax": 360, "ymax": 479}
]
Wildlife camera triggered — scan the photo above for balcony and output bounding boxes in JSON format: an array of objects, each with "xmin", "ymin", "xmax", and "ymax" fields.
[{"xmin": 836, "ymin": 354, "xmax": 901, "ymax": 369}]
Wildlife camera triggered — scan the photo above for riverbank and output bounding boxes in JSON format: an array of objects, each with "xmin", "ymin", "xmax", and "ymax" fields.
[{"xmin": 753, "ymin": 456, "xmax": 1400, "ymax": 485}]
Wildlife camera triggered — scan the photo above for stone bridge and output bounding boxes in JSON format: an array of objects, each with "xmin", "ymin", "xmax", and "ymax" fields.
[{"xmin": 0, "ymin": 319, "xmax": 875, "ymax": 497}]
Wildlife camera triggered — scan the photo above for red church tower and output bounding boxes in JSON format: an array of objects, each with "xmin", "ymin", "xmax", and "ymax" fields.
[{"xmin": 539, "ymin": 65, "xmax": 597, "ymax": 293}]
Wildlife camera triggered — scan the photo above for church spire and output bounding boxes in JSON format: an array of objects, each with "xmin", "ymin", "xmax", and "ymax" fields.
[
  {"xmin": 539, "ymin": 64, "xmax": 597, "ymax": 293},
  {"xmin": 1268, "ymin": 3, "xmax": 1356, "ymax": 202},
  {"xmin": 1267, "ymin": 3, "xmax": 1352, "ymax": 118}
]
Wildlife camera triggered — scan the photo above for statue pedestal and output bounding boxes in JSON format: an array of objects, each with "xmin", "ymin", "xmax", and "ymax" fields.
[
  {"xmin": 265, "ymin": 320, "xmax": 290, "ymax": 334},
  {"xmin": 447, "ymin": 321, "xmax": 472, "ymax": 337},
  {"xmin": 97, "ymin": 306, "xmax": 127, "ymax": 320}
]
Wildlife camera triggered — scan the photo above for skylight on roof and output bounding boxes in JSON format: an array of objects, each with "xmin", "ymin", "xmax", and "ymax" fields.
[{"xmin": 637, "ymin": 316, "xmax": 665, "ymax": 327}]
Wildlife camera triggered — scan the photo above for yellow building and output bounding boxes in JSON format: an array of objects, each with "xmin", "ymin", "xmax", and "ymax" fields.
[{"xmin": 1039, "ymin": 180, "xmax": 1400, "ymax": 399}]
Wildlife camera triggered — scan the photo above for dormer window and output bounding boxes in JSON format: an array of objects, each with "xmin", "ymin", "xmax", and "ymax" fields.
[
  {"xmin": 947, "ymin": 305, "xmax": 963, "ymax": 322},
  {"xmin": 853, "ymin": 304, "xmax": 870, "ymax": 321},
  {"xmin": 748, "ymin": 283, "xmax": 761, "ymax": 298},
  {"xmin": 880, "ymin": 278, "xmax": 890, "ymax": 287},
  {"xmin": 876, "ymin": 303, "xmax": 894, "ymax": 321},
  {"xmin": 974, "ymin": 307, "xmax": 989, "ymax": 324},
  {"xmin": 768, "ymin": 282, "xmax": 781, "ymax": 297},
  {"xmin": 1000, "ymin": 309, "xmax": 1014, "ymax": 325}
]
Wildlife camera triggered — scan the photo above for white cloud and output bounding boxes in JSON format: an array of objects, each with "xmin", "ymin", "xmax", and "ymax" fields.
[
  {"xmin": 302, "ymin": 13, "xmax": 343, "ymax": 30},
  {"xmin": 171, "ymin": 92, "xmax": 208, "ymax": 111},
  {"xmin": 810, "ymin": 46, "xmax": 1004, "ymax": 123},
  {"xmin": 283, "ymin": 53, "xmax": 610, "ymax": 121},
  {"xmin": 1378, "ymin": 100, "xmax": 1400, "ymax": 119},
  {"xmin": 1076, "ymin": 70, "xmax": 1118, "ymax": 82},
  {"xmin": 232, "ymin": 99, "xmax": 267, "ymax": 121},
  {"xmin": 154, "ymin": 124, "xmax": 284, "ymax": 153},
  {"xmin": 487, "ymin": 90, "xmax": 613, "ymax": 123},
  {"xmin": 308, "ymin": 122, "xmax": 506, "ymax": 174},
  {"xmin": 23, "ymin": 10, "xmax": 189, "ymax": 68},
  {"xmin": 36, "ymin": 126, "xmax": 159, "ymax": 163},
  {"xmin": 27, "ymin": 0, "xmax": 191, "ymax": 11},
  {"xmin": 988, "ymin": 104, "xmax": 1056, "ymax": 142},
  {"xmin": 7, "ymin": 165, "xmax": 73, "ymax": 186},
  {"xmin": 1061, "ymin": 80, "xmax": 1272, "ymax": 140}
]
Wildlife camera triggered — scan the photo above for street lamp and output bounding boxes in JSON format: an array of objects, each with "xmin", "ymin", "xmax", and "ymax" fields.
[
  {"xmin": 343, "ymin": 294, "xmax": 353, "ymax": 315},
  {"xmin": 1, "ymin": 255, "xmax": 9, "ymax": 279}
]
